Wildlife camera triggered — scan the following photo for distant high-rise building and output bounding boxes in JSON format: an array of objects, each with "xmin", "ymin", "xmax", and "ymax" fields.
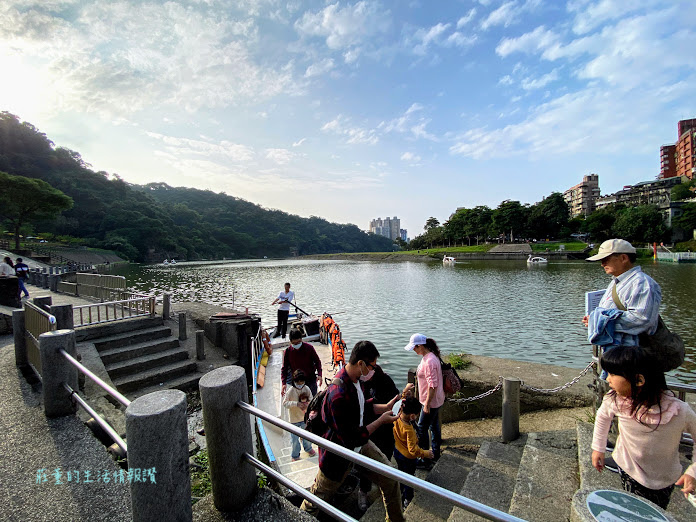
[
  {"xmin": 369, "ymin": 216, "xmax": 404, "ymax": 241},
  {"xmin": 563, "ymin": 174, "xmax": 600, "ymax": 217},
  {"xmin": 400, "ymin": 229, "xmax": 408, "ymax": 242},
  {"xmin": 659, "ymin": 118, "xmax": 695, "ymax": 180}
]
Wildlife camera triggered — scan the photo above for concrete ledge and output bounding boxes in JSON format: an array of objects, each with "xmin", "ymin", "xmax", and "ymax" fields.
[{"xmin": 441, "ymin": 355, "xmax": 594, "ymax": 423}]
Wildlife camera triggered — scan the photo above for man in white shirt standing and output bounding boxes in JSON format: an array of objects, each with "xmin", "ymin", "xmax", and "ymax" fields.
[{"xmin": 271, "ymin": 282, "xmax": 295, "ymax": 339}]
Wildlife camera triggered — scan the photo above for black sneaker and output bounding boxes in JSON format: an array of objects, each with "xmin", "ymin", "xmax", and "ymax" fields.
[
  {"xmin": 416, "ymin": 458, "xmax": 434, "ymax": 470},
  {"xmin": 603, "ymin": 455, "xmax": 619, "ymax": 473}
]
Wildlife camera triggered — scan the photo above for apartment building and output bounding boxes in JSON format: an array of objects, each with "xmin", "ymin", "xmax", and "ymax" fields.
[
  {"xmin": 595, "ymin": 177, "xmax": 682, "ymax": 211},
  {"xmin": 659, "ymin": 118, "xmax": 696, "ymax": 180},
  {"xmin": 369, "ymin": 216, "xmax": 405, "ymax": 241},
  {"xmin": 563, "ymin": 174, "xmax": 600, "ymax": 217}
]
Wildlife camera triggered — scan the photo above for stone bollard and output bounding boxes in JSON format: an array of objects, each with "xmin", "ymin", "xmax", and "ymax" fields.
[
  {"xmin": 162, "ymin": 293, "xmax": 171, "ymax": 320},
  {"xmin": 12, "ymin": 309, "xmax": 27, "ymax": 367},
  {"xmin": 49, "ymin": 304, "xmax": 74, "ymax": 330},
  {"xmin": 39, "ymin": 329, "xmax": 78, "ymax": 418},
  {"xmin": 41, "ymin": 271, "xmax": 48, "ymax": 289},
  {"xmin": 126, "ymin": 390, "xmax": 192, "ymax": 522},
  {"xmin": 33, "ymin": 296, "xmax": 52, "ymax": 312},
  {"xmin": 502, "ymin": 377, "xmax": 520, "ymax": 443},
  {"xmin": 178, "ymin": 312, "xmax": 187, "ymax": 341},
  {"xmin": 49, "ymin": 274, "xmax": 59, "ymax": 292},
  {"xmin": 196, "ymin": 330, "xmax": 205, "ymax": 360},
  {"xmin": 199, "ymin": 366, "xmax": 255, "ymax": 512}
]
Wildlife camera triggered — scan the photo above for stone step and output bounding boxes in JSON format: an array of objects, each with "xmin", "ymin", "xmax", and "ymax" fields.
[
  {"xmin": 575, "ymin": 420, "xmax": 694, "ymax": 522},
  {"xmin": 112, "ymin": 359, "xmax": 198, "ymax": 393},
  {"xmin": 127, "ymin": 373, "xmax": 203, "ymax": 399},
  {"xmin": 404, "ymin": 447, "xmax": 478, "ymax": 522},
  {"xmin": 75, "ymin": 316, "xmax": 164, "ymax": 342},
  {"xmin": 448, "ymin": 438, "xmax": 526, "ymax": 522},
  {"xmin": 508, "ymin": 430, "xmax": 579, "ymax": 522},
  {"xmin": 105, "ymin": 347, "xmax": 189, "ymax": 379},
  {"xmin": 93, "ymin": 325, "xmax": 173, "ymax": 351},
  {"xmin": 98, "ymin": 338, "xmax": 181, "ymax": 365}
]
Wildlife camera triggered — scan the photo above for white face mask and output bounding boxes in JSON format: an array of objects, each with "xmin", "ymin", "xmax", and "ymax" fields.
[
  {"xmin": 290, "ymin": 342, "xmax": 302, "ymax": 349},
  {"xmin": 294, "ymin": 382, "xmax": 305, "ymax": 390}
]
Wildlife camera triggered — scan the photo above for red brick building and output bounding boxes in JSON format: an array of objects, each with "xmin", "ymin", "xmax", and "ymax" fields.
[{"xmin": 660, "ymin": 118, "xmax": 696, "ymax": 180}]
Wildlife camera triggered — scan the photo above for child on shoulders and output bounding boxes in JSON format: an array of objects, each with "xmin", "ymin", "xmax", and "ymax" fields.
[
  {"xmin": 393, "ymin": 395, "xmax": 433, "ymax": 510},
  {"xmin": 283, "ymin": 370, "xmax": 316, "ymax": 462},
  {"xmin": 592, "ymin": 345, "xmax": 696, "ymax": 509}
]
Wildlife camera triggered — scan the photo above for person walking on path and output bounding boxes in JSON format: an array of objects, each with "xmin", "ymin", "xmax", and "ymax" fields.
[
  {"xmin": 356, "ymin": 364, "xmax": 399, "ymax": 511},
  {"xmin": 14, "ymin": 257, "xmax": 29, "ymax": 298},
  {"xmin": 0, "ymin": 257, "xmax": 14, "ymax": 277},
  {"xmin": 281, "ymin": 328, "xmax": 322, "ymax": 397},
  {"xmin": 405, "ymin": 333, "xmax": 445, "ymax": 467},
  {"xmin": 283, "ymin": 370, "xmax": 317, "ymax": 461},
  {"xmin": 393, "ymin": 395, "xmax": 434, "ymax": 509},
  {"xmin": 271, "ymin": 282, "xmax": 294, "ymax": 339},
  {"xmin": 300, "ymin": 341, "xmax": 405, "ymax": 522},
  {"xmin": 591, "ymin": 345, "xmax": 696, "ymax": 509}
]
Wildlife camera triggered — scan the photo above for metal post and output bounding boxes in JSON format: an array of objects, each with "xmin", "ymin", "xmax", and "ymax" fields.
[
  {"xmin": 126, "ymin": 390, "xmax": 192, "ymax": 522},
  {"xmin": 196, "ymin": 330, "xmax": 205, "ymax": 360},
  {"xmin": 502, "ymin": 378, "xmax": 520, "ymax": 443},
  {"xmin": 12, "ymin": 309, "xmax": 27, "ymax": 367},
  {"xmin": 162, "ymin": 293, "xmax": 171, "ymax": 320},
  {"xmin": 39, "ymin": 329, "xmax": 78, "ymax": 417},
  {"xmin": 178, "ymin": 312, "xmax": 187, "ymax": 340},
  {"xmin": 199, "ymin": 366, "xmax": 256, "ymax": 511}
]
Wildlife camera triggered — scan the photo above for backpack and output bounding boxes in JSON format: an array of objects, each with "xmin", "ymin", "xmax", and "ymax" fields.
[
  {"xmin": 440, "ymin": 359, "xmax": 462, "ymax": 395},
  {"xmin": 304, "ymin": 377, "xmax": 342, "ymax": 435}
]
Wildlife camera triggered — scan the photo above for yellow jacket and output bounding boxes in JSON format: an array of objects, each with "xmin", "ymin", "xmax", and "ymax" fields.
[{"xmin": 393, "ymin": 417, "xmax": 429, "ymax": 460}]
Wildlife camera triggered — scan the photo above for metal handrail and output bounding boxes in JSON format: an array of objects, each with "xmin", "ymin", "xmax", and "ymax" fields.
[
  {"xmin": 244, "ymin": 453, "xmax": 355, "ymax": 522},
  {"xmin": 64, "ymin": 383, "xmax": 127, "ymax": 454},
  {"xmin": 73, "ymin": 295, "xmax": 153, "ymax": 327},
  {"xmin": 59, "ymin": 348, "xmax": 131, "ymax": 407},
  {"xmin": 237, "ymin": 401, "xmax": 524, "ymax": 522}
]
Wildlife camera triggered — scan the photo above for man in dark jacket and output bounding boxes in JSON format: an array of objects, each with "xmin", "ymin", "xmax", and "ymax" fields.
[
  {"xmin": 281, "ymin": 328, "xmax": 322, "ymax": 396},
  {"xmin": 300, "ymin": 341, "xmax": 405, "ymax": 522}
]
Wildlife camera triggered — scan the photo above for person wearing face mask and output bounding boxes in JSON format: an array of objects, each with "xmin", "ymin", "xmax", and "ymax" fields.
[
  {"xmin": 393, "ymin": 396, "xmax": 434, "ymax": 509},
  {"xmin": 301, "ymin": 341, "xmax": 407, "ymax": 522},
  {"xmin": 283, "ymin": 370, "xmax": 317, "ymax": 461},
  {"xmin": 281, "ymin": 328, "xmax": 322, "ymax": 396}
]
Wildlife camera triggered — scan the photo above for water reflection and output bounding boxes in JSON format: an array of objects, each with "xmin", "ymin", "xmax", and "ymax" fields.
[{"xmin": 111, "ymin": 259, "xmax": 696, "ymax": 388}]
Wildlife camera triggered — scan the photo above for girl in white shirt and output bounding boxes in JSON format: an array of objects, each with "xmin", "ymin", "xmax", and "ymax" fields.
[{"xmin": 592, "ymin": 345, "xmax": 696, "ymax": 509}]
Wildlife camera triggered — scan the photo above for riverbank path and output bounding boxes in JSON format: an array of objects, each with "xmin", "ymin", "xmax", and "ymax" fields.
[{"xmin": 0, "ymin": 333, "xmax": 132, "ymax": 521}]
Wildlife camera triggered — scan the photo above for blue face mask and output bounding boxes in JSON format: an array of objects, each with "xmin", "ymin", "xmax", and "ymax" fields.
[{"xmin": 290, "ymin": 342, "xmax": 302, "ymax": 349}]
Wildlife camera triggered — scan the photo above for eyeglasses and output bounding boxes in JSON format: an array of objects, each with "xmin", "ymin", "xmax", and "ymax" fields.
[{"xmin": 363, "ymin": 361, "xmax": 376, "ymax": 371}]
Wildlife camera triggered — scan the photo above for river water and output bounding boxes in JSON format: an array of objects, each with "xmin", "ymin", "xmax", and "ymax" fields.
[{"xmin": 110, "ymin": 259, "xmax": 696, "ymax": 388}]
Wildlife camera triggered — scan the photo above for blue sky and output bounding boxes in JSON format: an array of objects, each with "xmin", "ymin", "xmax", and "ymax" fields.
[{"xmin": 1, "ymin": 1, "xmax": 695, "ymax": 238}]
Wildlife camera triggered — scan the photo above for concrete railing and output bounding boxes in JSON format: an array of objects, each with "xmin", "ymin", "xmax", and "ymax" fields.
[
  {"xmin": 73, "ymin": 296, "xmax": 155, "ymax": 327},
  {"xmin": 14, "ymin": 325, "xmax": 192, "ymax": 522},
  {"xmin": 19, "ymin": 299, "xmax": 58, "ymax": 377}
]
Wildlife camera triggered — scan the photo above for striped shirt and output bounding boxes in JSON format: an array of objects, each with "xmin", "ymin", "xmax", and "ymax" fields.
[{"xmin": 597, "ymin": 266, "xmax": 661, "ymax": 344}]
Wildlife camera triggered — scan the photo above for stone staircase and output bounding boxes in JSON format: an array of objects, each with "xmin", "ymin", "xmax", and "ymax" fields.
[
  {"xmin": 360, "ymin": 422, "xmax": 694, "ymax": 522},
  {"xmin": 84, "ymin": 316, "xmax": 200, "ymax": 397}
]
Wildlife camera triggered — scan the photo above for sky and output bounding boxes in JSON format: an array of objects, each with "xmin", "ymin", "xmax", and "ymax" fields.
[{"xmin": 1, "ymin": 0, "xmax": 695, "ymax": 238}]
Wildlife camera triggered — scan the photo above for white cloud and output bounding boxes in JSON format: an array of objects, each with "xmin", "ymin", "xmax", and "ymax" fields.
[
  {"xmin": 412, "ymin": 23, "xmax": 450, "ymax": 55},
  {"xmin": 265, "ymin": 148, "xmax": 295, "ymax": 165},
  {"xmin": 379, "ymin": 103, "xmax": 436, "ymax": 141},
  {"xmin": 292, "ymin": 138, "xmax": 306, "ymax": 147},
  {"xmin": 496, "ymin": 26, "xmax": 559, "ymax": 57},
  {"xmin": 520, "ymin": 69, "xmax": 559, "ymax": 90},
  {"xmin": 305, "ymin": 58, "xmax": 335, "ymax": 77},
  {"xmin": 480, "ymin": 0, "xmax": 542, "ymax": 31},
  {"xmin": 400, "ymin": 152, "xmax": 421, "ymax": 162},
  {"xmin": 498, "ymin": 75, "xmax": 514, "ymax": 85},
  {"xmin": 457, "ymin": 8, "xmax": 477, "ymax": 28},
  {"xmin": 146, "ymin": 132, "xmax": 255, "ymax": 162},
  {"xmin": 321, "ymin": 115, "xmax": 379, "ymax": 145},
  {"xmin": 294, "ymin": 1, "xmax": 390, "ymax": 50},
  {"xmin": 568, "ymin": 0, "xmax": 662, "ymax": 35}
]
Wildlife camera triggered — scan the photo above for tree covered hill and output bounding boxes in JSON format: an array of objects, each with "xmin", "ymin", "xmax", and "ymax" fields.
[{"xmin": 0, "ymin": 112, "xmax": 392, "ymax": 261}]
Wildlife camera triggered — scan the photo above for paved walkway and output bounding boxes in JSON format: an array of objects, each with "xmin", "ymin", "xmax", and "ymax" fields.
[{"xmin": 0, "ymin": 337, "xmax": 131, "ymax": 521}]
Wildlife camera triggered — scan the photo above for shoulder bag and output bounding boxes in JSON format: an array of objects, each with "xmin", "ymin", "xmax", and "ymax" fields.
[{"xmin": 611, "ymin": 284, "xmax": 684, "ymax": 372}]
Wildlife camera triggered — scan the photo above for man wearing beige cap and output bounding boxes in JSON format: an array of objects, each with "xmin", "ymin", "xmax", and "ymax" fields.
[{"xmin": 583, "ymin": 238, "xmax": 661, "ymax": 340}]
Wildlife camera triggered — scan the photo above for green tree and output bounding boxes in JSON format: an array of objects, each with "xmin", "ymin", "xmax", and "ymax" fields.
[
  {"xmin": 424, "ymin": 217, "xmax": 440, "ymax": 231},
  {"xmin": 0, "ymin": 171, "xmax": 73, "ymax": 249},
  {"xmin": 671, "ymin": 180, "xmax": 695, "ymax": 201},
  {"xmin": 491, "ymin": 200, "xmax": 528, "ymax": 241},
  {"xmin": 527, "ymin": 192, "xmax": 570, "ymax": 239},
  {"xmin": 611, "ymin": 205, "xmax": 668, "ymax": 243},
  {"xmin": 582, "ymin": 206, "xmax": 619, "ymax": 242},
  {"xmin": 673, "ymin": 203, "xmax": 696, "ymax": 233}
]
